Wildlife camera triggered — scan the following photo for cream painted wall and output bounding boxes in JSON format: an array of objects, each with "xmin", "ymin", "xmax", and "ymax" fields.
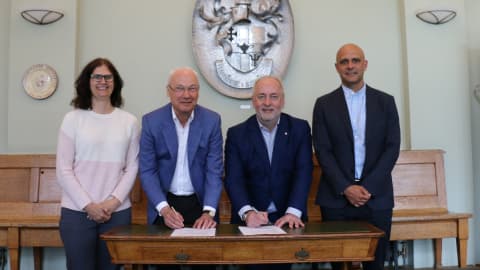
[
  {"xmin": 7, "ymin": 0, "xmax": 76, "ymax": 153},
  {"xmin": 3, "ymin": 0, "xmax": 77, "ymax": 269},
  {"xmin": 289, "ymin": 0, "xmax": 408, "ymax": 147},
  {"xmin": 403, "ymin": 0, "xmax": 475, "ymax": 267},
  {"xmin": 4, "ymin": 0, "xmax": 408, "ymax": 152},
  {"xmin": 0, "ymin": 0, "xmax": 10, "ymax": 152},
  {"xmin": 75, "ymin": 0, "xmax": 408, "ymax": 143},
  {"xmin": 0, "ymin": 0, "xmax": 477, "ymax": 268},
  {"xmin": 466, "ymin": 0, "xmax": 480, "ymax": 264}
]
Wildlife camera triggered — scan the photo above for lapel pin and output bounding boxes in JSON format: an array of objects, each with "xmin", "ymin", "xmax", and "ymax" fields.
[{"xmin": 284, "ymin": 132, "xmax": 288, "ymax": 135}]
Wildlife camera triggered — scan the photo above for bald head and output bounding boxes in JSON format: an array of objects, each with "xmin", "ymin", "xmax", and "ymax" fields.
[
  {"xmin": 252, "ymin": 76, "xmax": 285, "ymax": 131},
  {"xmin": 335, "ymin": 43, "xmax": 368, "ymax": 91},
  {"xmin": 167, "ymin": 67, "xmax": 200, "ymax": 125},
  {"xmin": 253, "ymin": 76, "xmax": 284, "ymax": 96},
  {"xmin": 168, "ymin": 67, "xmax": 199, "ymax": 86},
  {"xmin": 336, "ymin": 43, "xmax": 365, "ymax": 63}
]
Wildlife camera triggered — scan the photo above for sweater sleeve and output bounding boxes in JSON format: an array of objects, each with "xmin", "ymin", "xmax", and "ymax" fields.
[
  {"xmin": 55, "ymin": 112, "xmax": 93, "ymax": 210},
  {"xmin": 110, "ymin": 117, "xmax": 140, "ymax": 203}
]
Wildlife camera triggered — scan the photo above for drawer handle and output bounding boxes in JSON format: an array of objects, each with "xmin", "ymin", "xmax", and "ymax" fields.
[
  {"xmin": 295, "ymin": 248, "xmax": 310, "ymax": 260},
  {"xmin": 175, "ymin": 252, "xmax": 190, "ymax": 262}
]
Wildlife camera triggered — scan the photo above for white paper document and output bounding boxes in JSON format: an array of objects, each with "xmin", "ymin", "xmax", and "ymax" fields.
[
  {"xmin": 238, "ymin": 225, "xmax": 286, "ymax": 235},
  {"xmin": 170, "ymin": 228, "xmax": 216, "ymax": 237}
]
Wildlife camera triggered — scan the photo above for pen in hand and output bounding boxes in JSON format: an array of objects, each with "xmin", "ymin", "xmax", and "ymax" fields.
[
  {"xmin": 170, "ymin": 206, "xmax": 184, "ymax": 228},
  {"xmin": 171, "ymin": 206, "xmax": 180, "ymax": 218}
]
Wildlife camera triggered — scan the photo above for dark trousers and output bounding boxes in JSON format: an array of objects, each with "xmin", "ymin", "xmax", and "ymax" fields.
[
  {"xmin": 246, "ymin": 264, "xmax": 290, "ymax": 270},
  {"xmin": 153, "ymin": 193, "xmax": 214, "ymax": 270},
  {"xmin": 321, "ymin": 205, "xmax": 392, "ymax": 270},
  {"xmin": 59, "ymin": 207, "xmax": 131, "ymax": 270},
  {"xmin": 154, "ymin": 192, "xmax": 203, "ymax": 226}
]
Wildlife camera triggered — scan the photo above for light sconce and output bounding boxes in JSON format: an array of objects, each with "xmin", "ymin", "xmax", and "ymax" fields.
[
  {"xmin": 474, "ymin": 84, "xmax": 480, "ymax": 104},
  {"xmin": 415, "ymin": 9, "xmax": 457, "ymax": 25},
  {"xmin": 20, "ymin": 9, "xmax": 64, "ymax": 25}
]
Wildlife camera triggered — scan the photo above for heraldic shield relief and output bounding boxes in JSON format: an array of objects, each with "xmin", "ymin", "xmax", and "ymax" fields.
[{"xmin": 192, "ymin": 0, "xmax": 294, "ymax": 99}]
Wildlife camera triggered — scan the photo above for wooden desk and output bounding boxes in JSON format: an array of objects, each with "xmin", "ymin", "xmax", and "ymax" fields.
[{"xmin": 101, "ymin": 222, "xmax": 383, "ymax": 269}]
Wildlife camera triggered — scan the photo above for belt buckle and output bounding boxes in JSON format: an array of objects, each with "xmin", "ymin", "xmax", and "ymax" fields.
[{"xmin": 354, "ymin": 178, "xmax": 361, "ymax": 184}]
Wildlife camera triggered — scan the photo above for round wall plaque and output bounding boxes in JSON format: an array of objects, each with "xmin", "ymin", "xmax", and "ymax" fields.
[{"xmin": 22, "ymin": 64, "xmax": 58, "ymax": 100}]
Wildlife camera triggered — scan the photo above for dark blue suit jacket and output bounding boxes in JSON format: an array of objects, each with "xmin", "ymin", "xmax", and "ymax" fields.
[
  {"xmin": 312, "ymin": 86, "xmax": 400, "ymax": 210},
  {"xmin": 224, "ymin": 113, "xmax": 313, "ymax": 224},
  {"xmin": 139, "ymin": 104, "xmax": 223, "ymax": 224}
]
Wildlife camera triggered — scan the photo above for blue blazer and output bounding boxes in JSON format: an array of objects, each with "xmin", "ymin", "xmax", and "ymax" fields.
[
  {"xmin": 312, "ymin": 86, "xmax": 401, "ymax": 210},
  {"xmin": 139, "ymin": 104, "xmax": 223, "ymax": 224},
  {"xmin": 224, "ymin": 113, "xmax": 313, "ymax": 224}
]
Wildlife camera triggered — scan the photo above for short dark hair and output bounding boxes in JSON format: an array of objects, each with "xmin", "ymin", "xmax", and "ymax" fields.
[{"xmin": 71, "ymin": 58, "xmax": 124, "ymax": 109}]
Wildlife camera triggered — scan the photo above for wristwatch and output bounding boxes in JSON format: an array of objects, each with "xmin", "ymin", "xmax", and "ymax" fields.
[{"xmin": 202, "ymin": 210, "xmax": 215, "ymax": 217}]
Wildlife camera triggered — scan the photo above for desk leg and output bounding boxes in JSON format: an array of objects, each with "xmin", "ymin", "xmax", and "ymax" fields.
[
  {"xmin": 132, "ymin": 265, "xmax": 147, "ymax": 270},
  {"xmin": 433, "ymin": 238, "xmax": 442, "ymax": 268},
  {"xmin": 340, "ymin": 262, "xmax": 352, "ymax": 270},
  {"xmin": 34, "ymin": 247, "xmax": 43, "ymax": 270},
  {"xmin": 457, "ymin": 218, "xmax": 469, "ymax": 268},
  {"xmin": 457, "ymin": 238, "xmax": 467, "ymax": 268},
  {"xmin": 7, "ymin": 227, "xmax": 20, "ymax": 270}
]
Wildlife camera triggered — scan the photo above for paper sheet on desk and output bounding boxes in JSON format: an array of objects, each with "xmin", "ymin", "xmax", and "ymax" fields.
[
  {"xmin": 170, "ymin": 228, "xmax": 216, "ymax": 237},
  {"xmin": 238, "ymin": 225, "xmax": 286, "ymax": 235}
]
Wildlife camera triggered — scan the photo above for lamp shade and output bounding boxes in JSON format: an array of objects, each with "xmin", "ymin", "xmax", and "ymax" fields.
[
  {"xmin": 20, "ymin": 9, "xmax": 64, "ymax": 25},
  {"xmin": 415, "ymin": 9, "xmax": 456, "ymax": 25}
]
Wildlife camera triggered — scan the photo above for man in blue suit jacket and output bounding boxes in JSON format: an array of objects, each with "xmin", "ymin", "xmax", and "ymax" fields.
[
  {"xmin": 313, "ymin": 44, "xmax": 400, "ymax": 270},
  {"xmin": 225, "ymin": 76, "xmax": 312, "ymax": 270},
  {"xmin": 139, "ymin": 67, "xmax": 223, "ymax": 232}
]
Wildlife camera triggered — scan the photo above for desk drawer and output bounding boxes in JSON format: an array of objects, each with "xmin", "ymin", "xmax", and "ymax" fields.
[
  {"xmin": 223, "ymin": 239, "xmax": 375, "ymax": 263},
  {"xmin": 109, "ymin": 241, "xmax": 223, "ymax": 264}
]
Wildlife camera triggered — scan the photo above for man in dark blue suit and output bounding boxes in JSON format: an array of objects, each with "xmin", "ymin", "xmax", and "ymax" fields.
[
  {"xmin": 139, "ymin": 67, "xmax": 223, "ymax": 231},
  {"xmin": 225, "ymin": 76, "xmax": 313, "ymax": 270},
  {"xmin": 312, "ymin": 43, "xmax": 400, "ymax": 270}
]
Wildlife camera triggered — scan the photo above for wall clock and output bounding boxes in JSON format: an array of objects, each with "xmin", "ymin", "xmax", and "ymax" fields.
[{"xmin": 22, "ymin": 64, "xmax": 58, "ymax": 99}]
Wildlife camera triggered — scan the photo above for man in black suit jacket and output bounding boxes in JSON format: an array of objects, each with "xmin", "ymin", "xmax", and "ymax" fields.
[{"xmin": 312, "ymin": 43, "xmax": 400, "ymax": 270}]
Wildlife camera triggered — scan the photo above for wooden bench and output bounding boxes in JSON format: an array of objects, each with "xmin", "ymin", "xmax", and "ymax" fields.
[
  {"xmin": 0, "ymin": 154, "xmax": 61, "ymax": 270},
  {"xmin": 0, "ymin": 150, "xmax": 472, "ymax": 269},
  {"xmin": 219, "ymin": 149, "xmax": 472, "ymax": 268},
  {"xmin": 0, "ymin": 154, "xmax": 147, "ymax": 270},
  {"xmin": 389, "ymin": 150, "xmax": 471, "ymax": 268}
]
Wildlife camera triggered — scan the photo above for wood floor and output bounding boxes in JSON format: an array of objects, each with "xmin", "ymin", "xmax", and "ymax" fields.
[
  {"xmin": 291, "ymin": 264, "xmax": 480, "ymax": 270},
  {"xmin": 169, "ymin": 264, "xmax": 480, "ymax": 270}
]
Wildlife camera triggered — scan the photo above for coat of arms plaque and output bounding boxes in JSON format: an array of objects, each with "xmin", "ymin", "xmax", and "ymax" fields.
[{"xmin": 192, "ymin": 0, "xmax": 294, "ymax": 99}]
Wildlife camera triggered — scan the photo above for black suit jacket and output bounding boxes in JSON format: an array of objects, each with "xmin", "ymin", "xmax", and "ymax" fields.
[
  {"xmin": 224, "ymin": 113, "xmax": 313, "ymax": 224},
  {"xmin": 312, "ymin": 85, "xmax": 400, "ymax": 210}
]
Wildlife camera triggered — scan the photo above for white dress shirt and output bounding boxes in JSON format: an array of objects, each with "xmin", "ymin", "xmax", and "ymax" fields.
[{"xmin": 342, "ymin": 84, "xmax": 366, "ymax": 179}]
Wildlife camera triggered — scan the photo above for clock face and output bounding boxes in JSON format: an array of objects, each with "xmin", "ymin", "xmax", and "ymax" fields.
[{"xmin": 22, "ymin": 64, "xmax": 58, "ymax": 99}]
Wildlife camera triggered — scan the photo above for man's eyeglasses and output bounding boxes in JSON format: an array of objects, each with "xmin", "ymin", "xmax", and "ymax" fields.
[
  {"xmin": 168, "ymin": 85, "xmax": 199, "ymax": 94},
  {"xmin": 91, "ymin": 74, "xmax": 114, "ymax": 82},
  {"xmin": 255, "ymin": 93, "xmax": 281, "ymax": 102}
]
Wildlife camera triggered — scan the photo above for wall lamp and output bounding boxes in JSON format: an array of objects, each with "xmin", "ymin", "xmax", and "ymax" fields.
[
  {"xmin": 415, "ymin": 9, "xmax": 457, "ymax": 25},
  {"xmin": 20, "ymin": 9, "xmax": 64, "ymax": 25},
  {"xmin": 474, "ymin": 84, "xmax": 480, "ymax": 104}
]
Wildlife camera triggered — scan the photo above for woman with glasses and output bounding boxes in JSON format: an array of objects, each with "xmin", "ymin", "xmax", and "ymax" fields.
[{"xmin": 56, "ymin": 58, "xmax": 140, "ymax": 270}]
